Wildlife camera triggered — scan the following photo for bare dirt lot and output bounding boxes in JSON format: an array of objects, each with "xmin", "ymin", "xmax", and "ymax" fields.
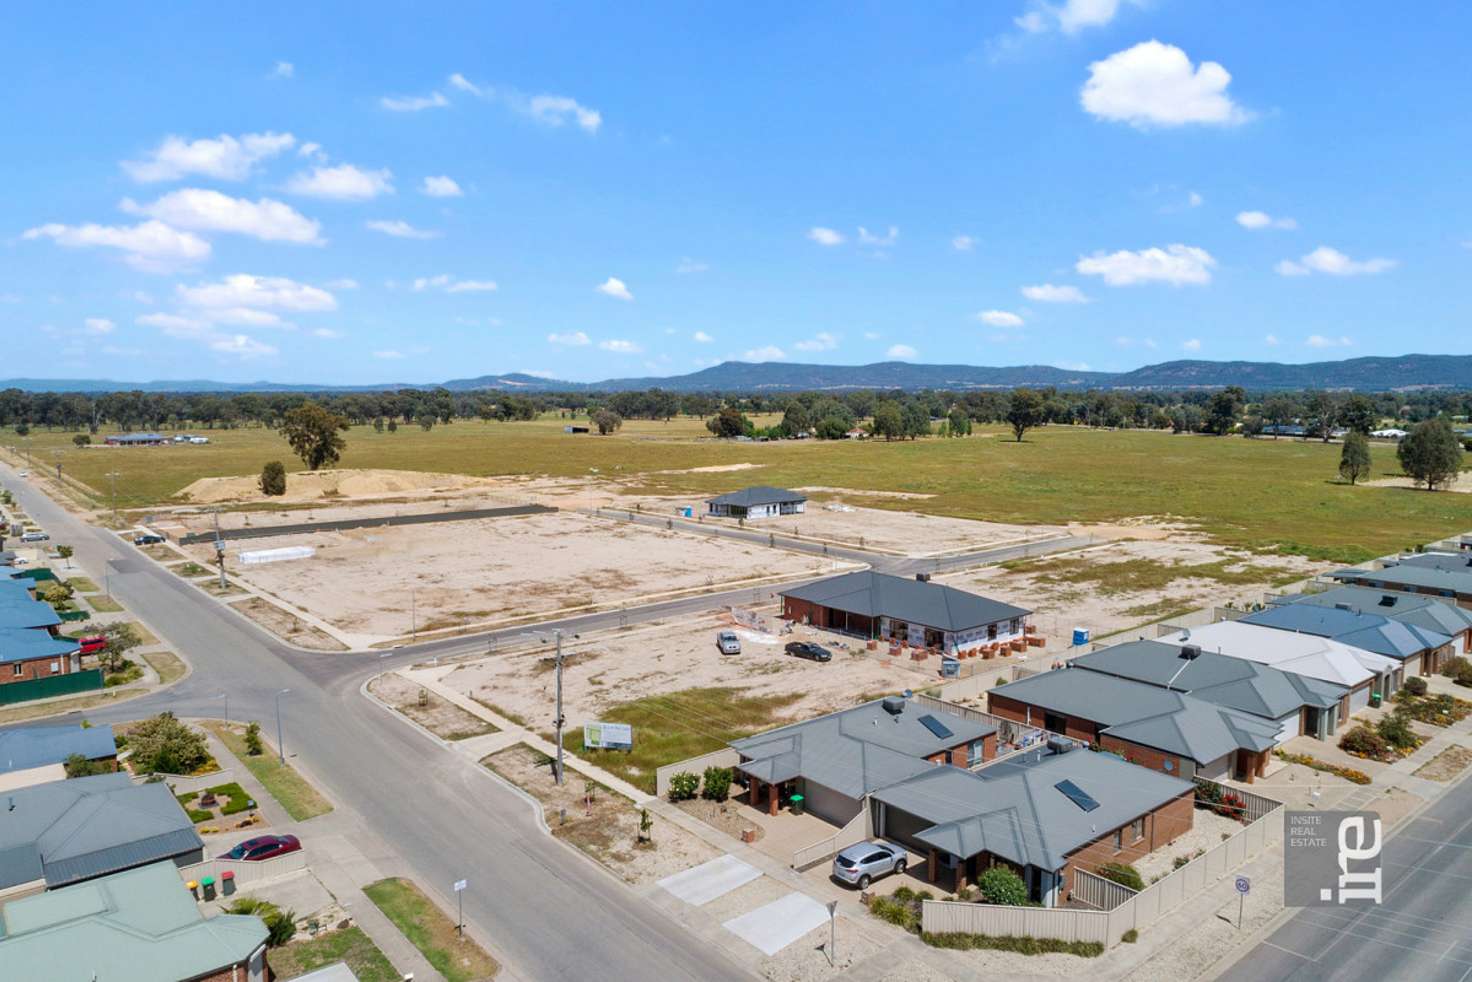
[
  {"xmin": 368, "ymin": 672, "xmax": 497, "ymax": 741},
  {"xmin": 703, "ymin": 501, "xmax": 1066, "ymax": 556},
  {"xmin": 189, "ymin": 511, "xmax": 839, "ymax": 646},
  {"xmin": 227, "ymin": 596, "xmax": 347, "ymax": 651}
]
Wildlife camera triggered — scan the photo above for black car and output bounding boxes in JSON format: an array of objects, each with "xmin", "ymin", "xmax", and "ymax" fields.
[
  {"xmin": 785, "ymin": 641, "xmax": 832, "ymax": 662},
  {"xmin": 134, "ymin": 533, "xmax": 165, "ymax": 545}
]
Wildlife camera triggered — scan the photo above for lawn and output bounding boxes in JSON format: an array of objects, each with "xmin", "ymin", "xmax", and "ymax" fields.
[
  {"xmin": 8, "ymin": 420, "xmax": 1470, "ymax": 563},
  {"xmin": 175, "ymin": 781, "xmax": 253, "ymax": 823},
  {"xmin": 559, "ymin": 686, "xmax": 802, "ymax": 793},
  {"xmin": 204, "ymin": 721, "xmax": 334, "ymax": 821},
  {"xmin": 267, "ymin": 925, "xmax": 400, "ymax": 982},
  {"xmin": 363, "ymin": 878, "xmax": 499, "ymax": 982},
  {"xmin": 65, "ymin": 576, "xmax": 100, "ymax": 593},
  {"xmin": 85, "ymin": 594, "xmax": 123, "ymax": 612},
  {"xmin": 143, "ymin": 649, "xmax": 187, "ymax": 685},
  {"xmin": 998, "ymin": 555, "xmax": 1307, "ymax": 594}
]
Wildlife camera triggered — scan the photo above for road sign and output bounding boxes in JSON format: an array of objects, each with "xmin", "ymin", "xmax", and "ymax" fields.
[
  {"xmin": 454, "ymin": 879, "xmax": 468, "ymax": 892},
  {"xmin": 1235, "ymin": 876, "xmax": 1250, "ymax": 930},
  {"xmin": 1235, "ymin": 876, "xmax": 1251, "ymax": 895}
]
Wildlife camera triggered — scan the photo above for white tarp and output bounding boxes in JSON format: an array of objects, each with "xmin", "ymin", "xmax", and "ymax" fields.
[
  {"xmin": 658, "ymin": 855, "xmax": 761, "ymax": 906},
  {"xmin": 239, "ymin": 545, "xmax": 315, "ymax": 565}
]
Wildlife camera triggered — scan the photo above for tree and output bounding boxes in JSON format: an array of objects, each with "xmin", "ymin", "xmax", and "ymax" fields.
[
  {"xmin": 40, "ymin": 580, "xmax": 75, "ymax": 611},
  {"xmin": 705, "ymin": 406, "xmax": 751, "ymax": 439},
  {"xmin": 258, "ymin": 460, "xmax": 287, "ymax": 496},
  {"xmin": 56, "ymin": 544, "xmax": 74, "ymax": 568},
  {"xmin": 416, "ymin": 413, "xmax": 436, "ymax": 432},
  {"xmin": 977, "ymin": 866, "xmax": 1028, "ymax": 905},
  {"xmin": 95, "ymin": 622, "xmax": 141, "ymax": 674},
  {"xmin": 372, "ymin": 416, "xmax": 385, "ymax": 433},
  {"xmin": 226, "ymin": 898, "xmax": 297, "ymax": 947},
  {"xmin": 701, "ymin": 766, "xmax": 732, "ymax": 802},
  {"xmin": 64, "ymin": 753, "xmax": 114, "ymax": 778},
  {"xmin": 277, "ymin": 402, "xmax": 348, "ymax": 471},
  {"xmin": 1204, "ymin": 387, "xmax": 1245, "ymax": 436},
  {"xmin": 591, "ymin": 408, "xmax": 623, "ymax": 435},
  {"xmin": 780, "ymin": 403, "xmax": 811, "ymax": 438},
  {"xmin": 1006, "ymin": 389, "xmax": 1047, "ymax": 442},
  {"xmin": 814, "ymin": 416, "xmax": 849, "ymax": 440},
  {"xmin": 1339, "ymin": 431, "xmax": 1372, "ymax": 485},
  {"xmin": 244, "ymin": 721, "xmax": 264, "ymax": 756},
  {"xmin": 667, "ymin": 771, "xmax": 698, "ymax": 801},
  {"xmin": 1261, "ymin": 394, "xmax": 1298, "ymax": 438},
  {"xmin": 126, "ymin": 712, "xmax": 211, "ymax": 775},
  {"xmin": 1339, "ymin": 394, "xmax": 1378, "ymax": 435},
  {"xmin": 870, "ymin": 401, "xmax": 904, "ymax": 441},
  {"xmin": 72, "ymin": 433, "xmax": 90, "ymax": 448},
  {"xmin": 386, "ymin": 418, "xmax": 398, "ymax": 433},
  {"xmin": 947, "ymin": 407, "xmax": 972, "ymax": 437},
  {"xmin": 1397, "ymin": 418, "xmax": 1464, "ymax": 490}
]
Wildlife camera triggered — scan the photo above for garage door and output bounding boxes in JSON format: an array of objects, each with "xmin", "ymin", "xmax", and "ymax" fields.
[
  {"xmin": 1349, "ymin": 684, "xmax": 1371, "ymax": 712},
  {"xmin": 801, "ymin": 781, "xmax": 860, "ymax": 826},
  {"xmin": 878, "ymin": 804, "xmax": 934, "ymax": 853},
  {"xmin": 1271, "ymin": 711, "xmax": 1300, "ymax": 746}
]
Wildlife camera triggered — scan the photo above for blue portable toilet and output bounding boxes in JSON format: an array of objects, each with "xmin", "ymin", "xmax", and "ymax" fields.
[{"xmin": 1072, "ymin": 627, "xmax": 1090, "ymax": 647}]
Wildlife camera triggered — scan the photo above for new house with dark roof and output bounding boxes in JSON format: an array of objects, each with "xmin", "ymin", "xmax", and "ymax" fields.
[
  {"xmin": 0, "ymin": 772, "xmax": 204, "ymax": 902},
  {"xmin": 0, "ymin": 724, "xmax": 118, "ymax": 792},
  {"xmin": 1331, "ymin": 551, "xmax": 1472, "ymax": 608},
  {"xmin": 871, "ymin": 743, "xmax": 1194, "ymax": 905},
  {"xmin": 0, "ymin": 860, "xmax": 269, "ymax": 982},
  {"xmin": 1268, "ymin": 585, "xmax": 1472, "ymax": 658},
  {"xmin": 1241, "ymin": 602, "xmax": 1454, "ymax": 679},
  {"xmin": 1070, "ymin": 640, "xmax": 1347, "ymax": 741},
  {"xmin": 780, "ymin": 570, "xmax": 1031, "ymax": 654},
  {"xmin": 704, "ymin": 486, "xmax": 807, "ymax": 520},
  {"xmin": 729, "ymin": 695, "xmax": 997, "ymax": 825},
  {"xmin": 987, "ymin": 665, "xmax": 1282, "ymax": 783}
]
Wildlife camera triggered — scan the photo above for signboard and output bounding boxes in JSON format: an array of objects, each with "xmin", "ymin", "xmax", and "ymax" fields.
[
  {"xmin": 1284, "ymin": 810, "xmax": 1382, "ymax": 908},
  {"xmin": 453, "ymin": 879, "xmax": 468, "ymax": 893},
  {"xmin": 583, "ymin": 721, "xmax": 633, "ymax": 750},
  {"xmin": 1235, "ymin": 876, "xmax": 1250, "ymax": 895}
]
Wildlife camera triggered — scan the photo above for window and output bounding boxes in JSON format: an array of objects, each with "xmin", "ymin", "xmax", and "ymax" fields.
[
  {"xmin": 1043, "ymin": 711, "xmax": 1068, "ymax": 735},
  {"xmin": 11, "ymin": 663, "xmax": 22, "ymax": 677},
  {"xmin": 967, "ymin": 740, "xmax": 985, "ymax": 767},
  {"xmin": 1131, "ymin": 817, "xmax": 1145, "ymax": 842},
  {"xmin": 49, "ymin": 661, "xmax": 60, "ymax": 674},
  {"xmin": 1113, "ymin": 829, "xmax": 1123, "ymax": 850}
]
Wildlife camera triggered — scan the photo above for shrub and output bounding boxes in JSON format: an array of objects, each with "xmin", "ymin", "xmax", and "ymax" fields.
[
  {"xmin": 1121, "ymin": 928, "xmax": 1139, "ymax": 944},
  {"xmin": 1442, "ymin": 656, "xmax": 1471, "ymax": 680},
  {"xmin": 258, "ymin": 460, "xmax": 287, "ymax": 496},
  {"xmin": 921, "ymin": 933, "xmax": 1103, "ymax": 957},
  {"xmin": 1402, "ymin": 676, "xmax": 1428, "ymax": 697},
  {"xmin": 701, "ymin": 766, "xmax": 732, "ymax": 802},
  {"xmin": 63, "ymin": 753, "xmax": 113, "ymax": 778},
  {"xmin": 226, "ymin": 898, "xmax": 297, "ymax": 947},
  {"xmin": 1097, "ymin": 862, "xmax": 1144, "ymax": 892},
  {"xmin": 977, "ymin": 866, "xmax": 1029, "ymax": 906},
  {"xmin": 1376, "ymin": 710, "xmax": 1420, "ymax": 752},
  {"xmin": 667, "ymin": 771, "xmax": 699, "ymax": 801},
  {"xmin": 244, "ymin": 721, "xmax": 264, "ymax": 756},
  {"xmin": 868, "ymin": 895, "xmax": 920, "ymax": 932},
  {"xmin": 126, "ymin": 712, "xmax": 211, "ymax": 775},
  {"xmin": 1339, "ymin": 725, "xmax": 1389, "ymax": 760}
]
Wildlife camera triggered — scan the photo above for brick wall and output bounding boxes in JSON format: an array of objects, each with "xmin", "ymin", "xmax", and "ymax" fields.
[
  {"xmin": 1061, "ymin": 789, "xmax": 1195, "ymax": 898},
  {"xmin": 987, "ymin": 693, "xmax": 1099, "ymax": 742},
  {"xmin": 1096, "ymin": 734, "xmax": 1193, "ymax": 778},
  {"xmin": 0, "ymin": 656, "xmax": 71, "ymax": 686},
  {"xmin": 927, "ymin": 732, "xmax": 995, "ymax": 767},
  {"xmin": 781, "ymin": 596, "xmax": 825, "ymax": 628},
  {"xmin": 189, "ymin": 956, "xmax": 269, "ymax": 982}
]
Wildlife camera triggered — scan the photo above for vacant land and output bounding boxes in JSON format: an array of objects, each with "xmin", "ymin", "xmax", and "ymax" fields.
[
  {"xmin": 205, "ymin": 721, "xmax": 334, "ymax": 821},
  {"xmin": 268, "ymin": 925, "xmax": 400, "ymax": 982},
  {"xmin": 363, "ymin": 878, "xmax": 499, "ymax": 982},
  {"xmin": 1414, "ymin": 745, "xmax": 1472, "ymax": 782},
  {"xmin": 227, "ymin": 597, "xmax": 348, "ymax": 651},
  {"xmin": 369, "ymin": 672, "xmax": 496, "ymax": 741}
]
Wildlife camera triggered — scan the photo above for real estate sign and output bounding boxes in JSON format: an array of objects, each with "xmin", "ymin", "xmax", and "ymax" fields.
[{"xmin": 583, "ymin": 721, "xmax": 633, "ymax": 750}]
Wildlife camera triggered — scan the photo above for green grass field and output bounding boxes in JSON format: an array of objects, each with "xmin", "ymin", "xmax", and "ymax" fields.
[
  {"xmin": 205, "ymin": 721, "xmax": 334, "ymax": 821},
  {"xmin": 268, "ymin": 925, "xmax": 400, "ymax": 982},
  {"xmin": 7, "ymin": 419, "xmax": 1470, "ymax": 563},
  {"xmin": 363, "ymin": 878, "xmax": 498, "ymax": 982}
]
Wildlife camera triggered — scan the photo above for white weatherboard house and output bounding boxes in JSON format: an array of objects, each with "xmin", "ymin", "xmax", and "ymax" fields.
[{"xmin": 705, "ymin": 486, "xmax": 807, "ymax": 520}]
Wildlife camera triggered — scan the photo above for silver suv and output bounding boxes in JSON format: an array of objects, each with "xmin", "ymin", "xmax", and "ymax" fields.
[
  {"xmin": 832, "ymin": 841, "xmax": 907, "ymax": 889},
  {"xmin": 717, "ymin": 630, "xmax": 741, "ymax": 655}
]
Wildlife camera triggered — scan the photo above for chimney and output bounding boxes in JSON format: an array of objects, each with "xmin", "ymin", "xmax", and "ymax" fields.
[
  {"xmin": 881, "ymin": 696, "xmax": 906, "ymax": 716},
  {"xmin": 915, "ymin": 572, "xmax": 931, "ymax": 583},
  {"xmin": 1180, "ymin": 643, "xmax": 1202, "ymax": 660}
]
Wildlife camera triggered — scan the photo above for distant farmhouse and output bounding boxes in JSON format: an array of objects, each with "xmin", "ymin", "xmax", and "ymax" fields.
[
  {"xmin": 705, "ymin": 486, "xmax": 806, "ymax": 520},
  {"xmin": 102, "ymin": 432, "xmax": 169, "ymax": 446}
]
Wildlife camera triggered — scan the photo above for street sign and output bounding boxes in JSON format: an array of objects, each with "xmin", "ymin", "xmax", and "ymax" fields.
[
  {"xmin": 454, "ymin": 879, "xmax": 468, "ymax": 892},
  {"xmin": 1235, "ymin": 876, "xmax": 1251, "ymax": 895}
]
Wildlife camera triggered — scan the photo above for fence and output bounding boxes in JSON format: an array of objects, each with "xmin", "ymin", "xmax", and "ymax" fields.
[
  {"xmin": 654, "ymin": 747, "xmax": 740, "ymax": 799},
  {"xmin": 178, "ymin": 849, "xmax": 307, "ymax": 891},
  {"xmin": 921, "ymin": 798, "xmax": 1284, "ymax": 947},
  {"xmin": 791, "ymin": 799, "xmax": 872, "ymax": 870},
  {"xmin": 0, "ymin": 668, "xmax": 103, "ymax": 705},
  {"xmin": 153, "ymin": 767, "xmax": 237, "ymax": 796},
  {"xmin": 909, "ymin": 693, "xmax": 1042, "ymax": 754}
]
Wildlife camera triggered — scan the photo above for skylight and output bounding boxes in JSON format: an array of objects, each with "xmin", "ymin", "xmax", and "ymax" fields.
[
  {"xmin": 1054, "ymin": 779, "xmax": 1100, "ymax": 812},
  {"xmin": 917, "ymin": 714, "xmax": 954, "ymax": 740}
]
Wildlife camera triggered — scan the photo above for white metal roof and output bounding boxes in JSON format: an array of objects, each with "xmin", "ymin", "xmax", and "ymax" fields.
[{"xmin": 1158, "ymin": 621, "xmax": 1395, "ymax": 688}]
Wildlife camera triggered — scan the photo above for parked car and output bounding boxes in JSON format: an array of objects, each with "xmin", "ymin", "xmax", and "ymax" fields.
[
  {"xmin": 16, "ymin": 470, "xmax": 28, "ymax": 477},
  {"xmin": 134, "ymin": 533, "xmax": 165, "ymax": 545},
  {"xmin": 19, "ymin": 531, "xmax": 49, "ymax": 542},
  {"xmin": 717, "ymin": 630, "xmax": 742, "ymax": 655},
  {"xmin": 785, "ymin": 640, "xmax": 832, "ymax": 662},
  {"xmin": 832, "ymin": 841, "xmax": 907, "ymax": 889},
  {"xmin": 78, "ymin": 634, "xmax": 109, "ymax": 655},
  {"xmin": 223, "ymin": 834, "xmax": 301, "ymax": 862}
]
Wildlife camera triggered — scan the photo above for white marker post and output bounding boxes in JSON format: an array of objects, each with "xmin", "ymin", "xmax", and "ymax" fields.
[
  {"xmin": 454, "ymin": 879, "xmax": 468, "ymax": 936},
  {"xmin": 826, "ymin": 900, "xmax": 838, "ymax": 967}
]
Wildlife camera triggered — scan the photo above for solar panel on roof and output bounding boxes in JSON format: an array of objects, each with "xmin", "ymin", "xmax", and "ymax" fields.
[
  {"xmin": 917, "ymin": 714, "xmax": 954, "ymax": 740},
  {"xmin": 1054, "ymin": 779, "xmax": 1100, "ymax": 812}
]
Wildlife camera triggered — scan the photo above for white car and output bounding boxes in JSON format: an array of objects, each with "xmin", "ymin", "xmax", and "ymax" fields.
[
  {"xmin": 717, "ymin": 630, "xmax": 742, "ymax": 655},
  {"xmin": 17, "ymin": 470, "xmax": 28, "ymax": 478}
]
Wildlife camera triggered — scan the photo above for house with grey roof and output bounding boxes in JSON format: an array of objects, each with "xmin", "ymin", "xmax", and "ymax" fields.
[
  {"xmin": 781, "ymin": 570, "xmax": 1031, "ymax": 654},
  {"xmin": 0, "ymin": 772, "xmax": 203, "ymax": 901},
  {"xmin": 729, "ymin": 695, "xmax": 997, "ymax": 825},
  {"xmin": 0, "ymin": 860, "xmax": 268, "ymax": 982},
  {"xmin": 1241, "ymin": 602, "xmax": 1454, "ymax": 679},
  {"xmin": 1070, "ymin": 640, "xmax": 1347, "ymax": 741},
  {"xmin": 0, "ymin": 724, "xmax": 118, "ymax": 792},
  {"xmin": 1331, "ymin": 552, "xmax": 1472, "ymax": 608},
  {"xmin": 871, "ymin": 743, "xmax": 1194, "ymax": 905},
  {"xmin": 987, "ymin": 665, "xmax": 1283, "ymax": 783},
  {"xmin": 1267, "ymin": 585, "xmax": 1472, "ymax": 658},
  {"xmin": 704, "ymin": 486, "xmax": 806, "ymax": 520}
]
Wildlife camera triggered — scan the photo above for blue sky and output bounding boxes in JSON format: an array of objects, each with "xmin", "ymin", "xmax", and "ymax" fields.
[{"xmin": 4, "ymin": 2, "xmax": 1469, "ymax": 385}]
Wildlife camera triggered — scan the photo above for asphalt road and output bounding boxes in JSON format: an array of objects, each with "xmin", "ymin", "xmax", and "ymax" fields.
[
  {"xmin": 1217, "ymin": 769, "xmax": 1472, "ymax": 982},
  {"xmin": 1, "ymin": 466, "xmax": 1094, "ymax": 980}
]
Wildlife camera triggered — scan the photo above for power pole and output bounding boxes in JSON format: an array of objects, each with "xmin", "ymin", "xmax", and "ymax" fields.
[
  {"xmin": 105, "ymin": 471, "xmax": 121, "ymax": 525},
  {"xmin": 212, "ymin": 508, "xmax": 227, "ymax": 590},
  {"xmin": 554, "ymin": 629, "xmax": 565, "ymax": 786}
]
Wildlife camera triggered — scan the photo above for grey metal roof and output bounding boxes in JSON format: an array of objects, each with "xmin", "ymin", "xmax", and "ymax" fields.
[
  {"xmin": 1072, "ymin": 640, "xmax": 1344, "ymax": 717},
  {"xmin": 731, "ymin": 697, "xmax": 996, "ymax": 799},
  {"xmin": 0, "ymin": 627, "xmax": 80, "ymax": 665},
  {"xmin": 781, "ymin": 570, "xmax": 1030, "ymax": 633},
  {"xmin": 1241, "ymin": 605, "xmax": 1451, "ymax": 662},
  {"xmin": 1332, "ymin": 563, "xmax": 1472, "ymax": 597},
  {"xmin": 706, "ymin": 486, "xmax": 807, "ymax": 507},
  {"xmin": 991, "ymin": 667, "xmax": 1281, "ymax": 763},
  {"xmin": 0, "ymin": 772, "xmax": 203, "ymax": 890},
  {"xmin": 872, "ymin": 747, "xmax": 1193, "ymax": 871},
  {"xmin": 0, "ymin": 860, "xmax": 267, "ymax": 981},
  {"xmin": 1270, "ymin": 586, "xmax": 1472, "ymax": 640},
  {"xmin": 0, "ymin": 724, "xmax": 117, "ymax": 774}
]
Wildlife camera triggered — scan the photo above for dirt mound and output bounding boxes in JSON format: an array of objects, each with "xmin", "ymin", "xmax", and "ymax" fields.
[{"xmin": 178, "ymin": 468, "xmax": 494, "ymax": 504}]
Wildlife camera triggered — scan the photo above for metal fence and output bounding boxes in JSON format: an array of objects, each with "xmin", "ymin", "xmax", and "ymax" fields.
[
  {"xmin": 910, "ymin": 692, "xmax": 1041, "ymax": 752},
  {"xmin": 1072, "ymin": 868, "xmax": 1138, "ymax": 911},
  {"xmin": 0, "ymin": 668, "xmax": 103, "ymax": 705},
  {"xmin": 178, "ymin": 849, "xmax": 308, "ymax": 890},
  {"xmin": 654, "ymin": 747, "xmax": 740, "ymax": 799},
  {"xmin": 177, "ymin": 503, "xmax": 555, "ymax": 545}
]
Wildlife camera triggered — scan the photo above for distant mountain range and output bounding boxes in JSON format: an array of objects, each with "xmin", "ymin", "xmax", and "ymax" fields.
[{"xmin": 6, "ymin": 354, "xmax": 1472, "ymax": 394}]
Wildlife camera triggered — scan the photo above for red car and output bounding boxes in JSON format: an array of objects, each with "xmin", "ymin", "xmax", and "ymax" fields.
[
  {"xmin": 223, "ymin": 834, "xmax": 301, "ymax": 862},
  {"xmin": 78, "ymin": 635, "xmax": 108, "ymax": 655}
]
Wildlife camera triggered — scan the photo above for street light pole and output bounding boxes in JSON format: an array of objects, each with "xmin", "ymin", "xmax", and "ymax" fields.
[
  {"xmin": 411, "ymin": 588, "xmax": 417, "ymax": 643},
  {"xmin": 275, "ymin": 688, "xmax": 291, "ymax": 763},
  {"xmin": 105, "ymin": 471, "xmax": 121, "ymax": 525},
  {"xmin": 554, "ymin": 630, "xmax": 564, "ymax": 786},
  {"xmin": 213, "ymin": 692, "xmax": 229, "ymax": 723}
]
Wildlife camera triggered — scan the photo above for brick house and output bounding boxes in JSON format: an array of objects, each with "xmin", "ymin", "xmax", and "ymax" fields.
[
  {"xmin": 0, "ymin": 629, "xmax": 82, "ymax": 686},
  {"xmin": 1331, "ymin": 553, "xmax": 1472, "ymax": 610},
  {"xmin": 1246, "ymin": 596, "xmax": 1459, "ymax": 677},
  {"xmin": 1268, "ymin": 584, "xmax": 1472, "ymax": 660}
]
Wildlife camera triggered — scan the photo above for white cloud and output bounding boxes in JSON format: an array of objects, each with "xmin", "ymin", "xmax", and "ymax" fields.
[
  {"xmin": 692, "ymin": 330, "xmax": 714, "ymax": 343},
  {"xmin": 951, "ymin": 234, "xmax": 976, "ymax": 252},
  {"xmin": 137, "ymin": 312, "xmax": 208, "ymax": 337},
  {"xmin": 599, "ymin": 339, "xmax": 642, "ymax": 354},
  {"xmin": 373, "ymin": 349, "xmax": 405, "ymax": 359},
  {"xmin": 1264, "ymin": 333, "xmax": 1280, "ymax": 346},
  {"xmin": 857, "ymin": 226, "xmax": 899, "ymax": 248},
  {"xmin": 175, "ymin": 273, "xmax": 337, "ymax": 312},
  {"xmin": 122, "ymin": 131, "xmax": 296, "ymax": 182},
  {"xmin": 1188, "ymin": 191, "xmax": 1204, "ymax": 208},
  {"xmin": 1021, "ymin": 283, "xmax": 1090, "ymax": 303},
  {"xmin": 1181, "ymin": 338, "xmax": 1202, "ymax": 352},
  {"xmin": 448, "ymin": 73, "xmax": 481, "ymax": 95},
  {"xmin": 1237, "ymin": 210, "xmax": 1297, "ymax": 230},
  {"xmin": 121, "ymin": 188, "xmax": 323, "ymax": 244},
  {"xmin": 312, "ymin": 327, "xmax": 344, "ymax": 339},
  {"xmin": 129, "ymin": 290, "xmax": 154, "ymax": 304},
  {"xmin": 1081, "ymin": 41, "xmax": 1251, "ymax": 128},
  {"xmin": 269, "ymin": 61, "xmax": 294, "ymax": 79},
  {"xmin": 793, "ymin": 331, "xmax": 839, "ymax": 352},
  {"xmin": 285, "ymin": 164, "xmax": 393, "ymax": 200},
  {"xmin": 1276, "ymin": 246, "xmax": 1397, "ymax": 277},
  {"xmin": 596, "ymin": 277, "xmax": 634, "ymax": 301},
  {"xmin": 1306, "ymin": 334, "xmax": 1354, "ymax": 348},
  {"xmin": 324, "ymin": 278, "xmax": 359, "ymax": 290},
  {"xmin": 1014, "ymin": 10, "xmax": 1048, "ymax": 33},
  {"xmin": 297, "ymin": 142, "xmax": 325, "ymax": 161},
  {"xmin": 209, "ymin": 334, "xmax": 277, "ymax": 358},
  {"xmin": 807, "ymin": 227, "xmax": 845, "ymax": 246},
  {"xmin": 863, "ymin": 330, "xmax": 882, "ymax": 341},
  {"xmin": 742, "ymin": 345, "xmax": 786, "ymax": 361},
  {"xmin": 83, "ymin": 317, "xmax": 115, "ymax": 335},
  {"xmin": 380, "ymin": 91, "xmax": 449, "ymax": 112},
  {"xmin": 527, "ymin": 94, "xmax": 601, "ymax": 132},
  {"xmin": 446, "ymin": 279, "xmax": 497, "ymax": 293},
  {"xmin": 420, "ymin": 175, "xmax": 463, "ymax": 198},
  {"xmin": 22, "ymin": 220, "xmax": 210, "ymax": 273},
  {"xmin": 1011, "ymin": 0, "xmax": 1139, "ymax": 35},
  {"xmin": 412, "ymin": 274, "xmax": 451, "ymax": 292},
  {"xmin": 1076, "ymin": 244, "xmax": 1216, "ymax": 286},
  {"xmin": 886, "ymin": 344, "xmax": 918, "ymax": 359},
  {"xmin": 676, "ymin": 257, "xmax": 709, "ymax": 274},
  {"xmin": 547, "ymin": 331, "xmax": 591, "ymax": 346},
  {"xmin": 202, "ymin": 307, "xmax": 290, "ymax": 328},
  {"xmin": 366, "ymin": 219, "xmax": 440, "ymax": 240},
  {"xmin": 977, "ymin": 309, "xmax": 1025, "ymax": 328}
]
